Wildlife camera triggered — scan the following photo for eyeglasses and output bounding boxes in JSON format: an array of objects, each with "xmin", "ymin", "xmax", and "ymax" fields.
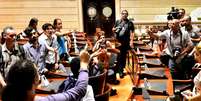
[
  {"xmin": 9, "ymin": 34, "xmax": 16, "ymax": 38},
  {"xmin": 121, "ymin": 13, "xmax": 128, "ymax": 15}
]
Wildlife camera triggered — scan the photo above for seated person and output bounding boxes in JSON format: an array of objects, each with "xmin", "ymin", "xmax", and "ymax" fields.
[
  {"xmin": 23, "ymin": 27, "xmax": 46, "ymax": 73},
  {"xmin": 91, "ymin": 34, "xmax": 120, "ymax": 85},
  {"xmin": 58, "ymin": 57, "xmax": 95, "ymax": 101},
  {"xmin": 38, "ymin": 23, "xmax": 59, "ymax": 71},
  {"xmin": 181, "ymin": 42, "xmax": 201, "ymax": 99},
  {"xmin": 1, "ymin": 50, "xmax": 90, "ymax": 101}
]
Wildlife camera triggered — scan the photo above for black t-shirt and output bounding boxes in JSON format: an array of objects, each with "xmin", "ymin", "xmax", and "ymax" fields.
[{"xmin": 114, "ymin": 19, "xmax": 134, "ymax": 42}]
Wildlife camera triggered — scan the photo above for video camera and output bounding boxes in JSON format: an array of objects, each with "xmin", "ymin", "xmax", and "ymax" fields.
[
  {"xmin": 167, "ymin": 7, "xmax": 181, "ymax": 20},
  {"xmin": 172, "ymin": 47, "xmax": 181, "ymax": 58}
]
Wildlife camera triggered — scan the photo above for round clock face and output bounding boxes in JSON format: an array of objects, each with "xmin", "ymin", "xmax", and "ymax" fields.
[
  {"xmin": 87, "ymin": 7, "xmax": 97, "ymax": 18},
  {"xmin": 102, "ymin": 7, "xmax": 112, "ymax": 17}
]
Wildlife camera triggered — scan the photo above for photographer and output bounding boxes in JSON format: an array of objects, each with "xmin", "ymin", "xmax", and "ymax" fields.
[
  {"xmin": 147, "ymin": 19, "xmax": 193, "ymax": 79},
  {"xmin": 112, "ymin": 10, "xmax": 134, "ymax": 78}
]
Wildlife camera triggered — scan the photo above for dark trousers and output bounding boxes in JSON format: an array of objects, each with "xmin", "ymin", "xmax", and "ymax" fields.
[{"xmin": 117, "ymin": 42, "xmax": 129, "ymax": 75}]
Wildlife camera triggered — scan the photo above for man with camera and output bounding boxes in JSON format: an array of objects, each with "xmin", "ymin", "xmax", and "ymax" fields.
[
  {"xmin": 112, "ymin": 10, "xmax": 134, "ymax": 78},
  {"xmin": 147, "ymin": 19, "xmax": 193, "ymax": 79}
]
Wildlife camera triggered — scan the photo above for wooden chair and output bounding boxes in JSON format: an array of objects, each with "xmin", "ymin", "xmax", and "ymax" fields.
[
  {"xmin": 89, "ymin": 69, "xmax": 107, "ymax": 96},
  {"xmin": 95, "ymin": 84, "xmax": 111, "ymax": 101}
]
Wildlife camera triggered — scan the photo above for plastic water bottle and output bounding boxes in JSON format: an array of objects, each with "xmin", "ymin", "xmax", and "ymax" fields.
[
  {"xmin": 40, "ymin": 75, "xmax": 49, "ymax": 87},
  {"xmin": 137, "ymin": 48, "xmax": 140, "ymax": 54},
  {"xmin": 144, "ymin": 64, "xmax": 149, "ymax": 72},
  {"xmin": 143, "ymin": 54, "xmax": 147, "ymax": 62},
  {"xmin": 144, "ymin": 78, "xmax": 150, "ymax": 89},
  {"xmin": 143, "ymin": 78, "xmax": 151, "ymax": 100}
]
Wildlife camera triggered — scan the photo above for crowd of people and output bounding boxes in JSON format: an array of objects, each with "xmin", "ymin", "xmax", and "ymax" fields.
[
  {"xmin": 0, "ymin": 8, "xmax": 201, "ymax": 100},
  {"xmin": 146, "ymin": 8, "xmax": 201, "ymax": 100},
  {"xmin": 0, "ymin": 9, "xmax": 133, "ymax": 100}
]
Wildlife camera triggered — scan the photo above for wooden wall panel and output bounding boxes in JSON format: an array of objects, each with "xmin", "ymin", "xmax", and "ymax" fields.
[
  {"xmin": 0, "ymin": 0, "xmax": 79, "ymax": 33},
  {"xmin": 0, "ymin": 0, "xmax": 200, "ymax": 33},
  {"xmin": 0, "ymin": 1, "xmax": 77, "ymax": 8},
  {"xmin": 119, "ymin": 0, "xmax": 201, "ymax": 21}
]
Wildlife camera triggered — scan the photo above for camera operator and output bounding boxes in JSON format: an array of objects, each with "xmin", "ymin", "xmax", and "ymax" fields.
[
  {"xmin": 167, "ymin": 7, "xmax": 186, "ymax": 21},
  {"xmin": 178, "ymin": 8, "xmax": 186, "ymax": 20},
  {"xmin": 112, "ymin": 10, "xmax": 134, "ymax": 78},
  {"xmin": 147, "ymin": 19, "xmax": 193, "ymax": 79}
]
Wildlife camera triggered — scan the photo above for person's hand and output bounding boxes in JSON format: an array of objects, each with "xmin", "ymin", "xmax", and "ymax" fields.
[
  {"xmin": 80, "ymin": 50, "xmax": 90, "ymax": 69},
  {"xmin": 53, "ymin": 48, "xmax": 58, "ymax": 53},
  {"xmin": 100, "ymin": 48, "xmax": 107, "ymax": 54},
  {"xmin": 97, "ymin": 38, "xmax": 103, "ymax": 43},
  {"xmin": 54, "ymin": 63, "xmax": 59, "ymax": 70},
  {"xmin": 181, "ymin": 90, "xmax": 193, "ymax": 98},
  {"xmin": 130, "ymin": 41, "xmax": 134, "ymax": 49}
]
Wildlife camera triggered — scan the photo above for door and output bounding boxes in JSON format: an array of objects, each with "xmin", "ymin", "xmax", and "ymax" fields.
[{"xmin": 83, "ymin": 0, "xmax": 115, "ymax": 37}]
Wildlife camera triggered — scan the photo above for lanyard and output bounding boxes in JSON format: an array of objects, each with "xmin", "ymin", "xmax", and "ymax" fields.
[{"xmin": 169, "ymin": 29, "xmax": 183, "ymax": 49}]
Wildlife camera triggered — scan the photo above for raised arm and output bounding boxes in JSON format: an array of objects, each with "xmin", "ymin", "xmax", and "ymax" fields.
[{"xmin": 36, "ymin": 50, "xmax": 90, "ymax": 101}]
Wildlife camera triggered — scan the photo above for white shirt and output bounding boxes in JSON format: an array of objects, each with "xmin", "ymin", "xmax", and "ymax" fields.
[
  {"xmin": 81, "ymin": 85, "xmax": 95, "ymax": 101},
  {"xmin": 159, "ymin": 29, "xmax": 193, "ymax": 57},
  {"xmin": 38, "ymin": 33, "xmax": 59, "ymax": 64},
  {"xmin": 2, "ymin": 43, "xmax": 20, "ymax": 76}
]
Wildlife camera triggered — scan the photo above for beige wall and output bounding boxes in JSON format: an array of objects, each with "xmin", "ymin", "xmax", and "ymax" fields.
[
  {"xmin": 0, "ymin": 0, "xmax": 200, "ymax": 33},
  {"xmin": 0, "ymin": 0, "xmax": 82, "ymax": 33},
  {"xmin": 119, "ymin": 0, "xmax": 201, "ymax": 21}
]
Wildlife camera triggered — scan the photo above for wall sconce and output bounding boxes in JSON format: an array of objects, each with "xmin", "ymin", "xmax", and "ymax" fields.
[
  {"xmin": 87, "ymin": 7, "xmax": 97, "ymax": 20},
  {"xmin": 102, "ymin": 6, "xmax": 112, "ymax": 20}
]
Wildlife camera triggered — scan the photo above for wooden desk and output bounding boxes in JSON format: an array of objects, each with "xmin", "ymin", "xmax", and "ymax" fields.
[
  {"xmin": 136, "ymin": 50, "xmax": 153, "ymax": 56},
  {"xmin": 145, "ymin": 67, "xmax": 173, "ymax": 95},
  {"xmin": 36, "ymin": 78, "xmax": 65, "ymax": 94},
  {"xmin": 128, "ymin": 95, "xmax": 168, "ymax": 101},
  {"xmin": 128, "ymin": 68, "xmax": 173, "ymax": 100},
  {"xmin": 139, "ymin": 68, "xmax": 167, "ymax": 79}
]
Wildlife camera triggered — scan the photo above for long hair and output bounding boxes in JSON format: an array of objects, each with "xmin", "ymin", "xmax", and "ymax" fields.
[{"xmin": 1, "ymin": 60, "xmax": 37, "ymax": 101}]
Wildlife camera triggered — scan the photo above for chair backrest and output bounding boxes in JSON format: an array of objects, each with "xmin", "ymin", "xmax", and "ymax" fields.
[
  {"xmin": 89, "ymin": 69, "xmax": 107, "ymax": 95},
  {"xmin": 95, "ymin": 84, "xmax": 111, "ymax": 101}
]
